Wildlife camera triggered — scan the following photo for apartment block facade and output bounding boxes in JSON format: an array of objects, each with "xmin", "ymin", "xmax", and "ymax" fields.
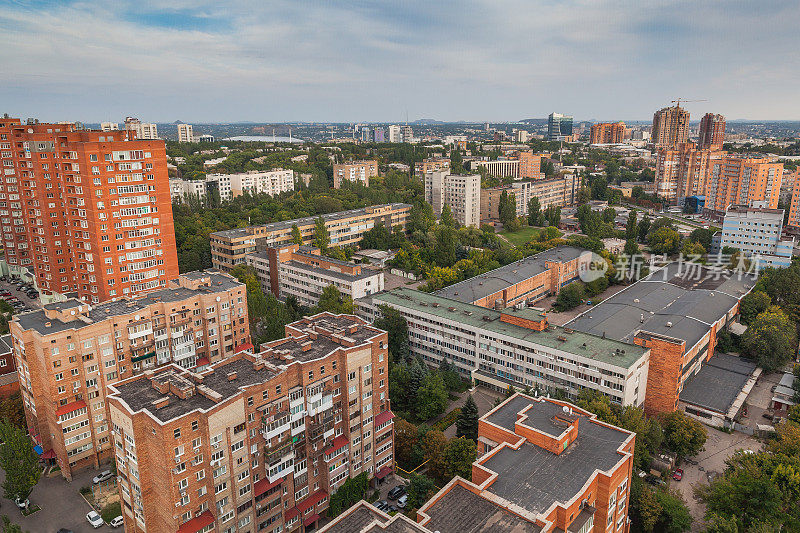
[
  {"xmin": 480, "ymin": 173, "xmax": 581, "ymax": 223},
  {"xmin": 704, "ymin": 155, "xmax": 783, "ymax": 216},
  {"xmin": 359, "ymin": 287, "xmax": 650, "ymax": 407},
  {"xmin": 654, "ymin": 144, "xmax": 724, "ymax": 203},
  {"xmin": 177, "ymin": 124, "xmax": 194, "ymax": 143},
  {"xmin": 170, "ymin": 178, "xmax": 208, "ymax": 204},
  {"xmin": 414, "ymin": 157, "xmax": 450, "ymax": 176},
  {"xmin": 469, "ymin": 159, "xmax": 519, "ymax": 179},
  {"xmin": 332, "ymin": 160, "xmax": 378, "ymax": 189},
  {"xmin": 10, "ymin": 271, "xmax": 250, "ymax": 480},
  {"xmin": 124, "ymin": 117, "xmax": 159, "ymax": 140},
  {"xmin": 210, "ymin": 204, "xmax": 411, "ymax": 272},
  {"xmin": 590, "ymin": 122, "xmax": 626, "ymax": 144},
  {"xmin": 698, "ymin": 113, "xmax": 726, "ymax": 150},
  {"xmin": 107, "ymin": 313, "xmax": 393, "ymax": 533},
  {"xmin": 246, "ymin": 245, "xmax": 383, "ymax": 307},
  {"xmin": 712, "ymin": 205, "xmax": 793, "ymax": 268},
  {"xmin": 204, "ymin": 170, "xmax": 295, "ymax": 202},
  {"xmin": 424, "ymin": 171, "xmax": 481, "ymax": 228},
  {"xmin": 652, "ymin": 106, "xmax": 690, "ymax": 147},
  {"xmin": 0, "ymin": 118, "xmax": 178, "ymax": 303}
]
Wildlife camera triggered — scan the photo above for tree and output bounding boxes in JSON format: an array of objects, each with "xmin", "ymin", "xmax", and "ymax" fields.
[
  {"xmin": 739, "ymin": 290, "xmax": 771, "ymax": 325},
  {"xmin": 445, "ymin": 437, "xmax": 477, "ymax": 480},
  {"xmin": 313, "ymin": 216, "xmax": 330, "ymax": 251},
  {"xmin": 689, "ymin": 227, "xmax": 715, "ymax": 250},
  {"xmin": 440, "ymin": 203, "xmax": 456, "ymax": 228},
  {"xmin": 637, "ymin": 217, "xmax": 651, "ymax": 242},
  {"xmin": 637, "ymin": 485, "xmax": 663, "ymax": 532},
  {"xmin": 553, "ymin": 282, "xmax": 585, "ymax": 312},
  {"xmin": 655, "ymin": 489, "xmax": 693, "ymax": 533},
  {"xmin": 702, "ymin": 514, "xmax": 741, "ymax": 533},
  {"xmin": 291, "ymin": 223, "xmax": 303, "ymax": 245},
  {"xmin": 498, "ymin": 190, "xmax": 517, "ymax": 228},
  {"xmin": 527, "ymin": 197, "xmax": 543, "ymax": 226},
  {"xmin": 741, "ymin": 306, "xmax": 797, "ymax": 371},
  {"xmin": 394, "ymin": 418, "xmax": 418, "ymax": 469},
  {"xmin": 406, "ymin": 473, "xmax": 437, "ymax": 510},
  {"xmin": 0, "ymin": 516, "xmax": 27, "ymax": 533},
  {"xmin": 681, "ymin": 239, "xmax": 706, "ymax": 259},
  {"xmin": 373, "ymin": 305, "xmax": 410, "ymax": 361},
  {"xmin": 647, "ymin": 226, "xmax": 681, "ymax": 255},
  {"xmin": 315, "ymin": 285, "xmax": 354, "ymax": 315},
  {"xmin": 0, "ymin": 394, "xmax": 25, "ymax": 430},
  {"xmin": 624, "ymin": 239, "xmax": 639, "ymax": 257},
  {"xmin": 456, "ymin": 396, "xmax": 479, "ymax": 442},
  {"xmin": 626, "ymin": 210, "xmax": 639, "ymax": 240},
  {"xmin": 326, "ymin": 472, "xmax": 369, "ymax": 517},
  {"xmin": 543, "ymin": 205, "xmax": 561, "ymax": 227},
  {"xmin": 421, "ymin": 429, "xmax": 449, "ymax": 481},
  {"xmin": 661, "ymin": 410, "xmax": 707, "ymax": 457},
  {"xmin": 416, "ymin": 372, "xmax": 448, "ymax": 421},
  {"xmin": 434, "ymin": 225, "xmax": 457, "ymax": 267},
  {"xmin": 408, "ymin": 359, "xmax": 427, "ymax": 413},
  {"xmin": 0, "ymin": 420, "xmax": 41, "ymax": 503},
  {"xmin": 602, "ymin": 206, "xmax": 617, "ymax": 223}
]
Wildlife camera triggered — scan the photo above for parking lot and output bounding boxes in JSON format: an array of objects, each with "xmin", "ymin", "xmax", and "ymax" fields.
[{"xmin": 0, "ymin": 277, "xmax": 41, "ymax": 313}]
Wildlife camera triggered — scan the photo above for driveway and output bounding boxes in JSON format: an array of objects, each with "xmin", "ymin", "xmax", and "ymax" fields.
[
  {"xmin": 740, "ymin": 371, "xmax": 784, "ymax": 430},
  {"xmin": 442, "ymin": 386, "xmax": 503, "ymax": 439},
  {"xmin": 672, "ymin": 427, "xmax": 762, "ymax": 532},
  {"xmin": 0, "ymin": 278, "xmax": 42, "ymax": 311},
  {"xmin": 0, "ymin": 466, "xmax": 117, "ymax": 532}
]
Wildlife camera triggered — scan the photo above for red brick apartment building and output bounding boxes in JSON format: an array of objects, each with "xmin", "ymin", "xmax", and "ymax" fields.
[
  {"xmin": 332, "ymin": 160, "xmax": 378, "ymax": 189},
  {"xmin": 0, "ymin": 117, "xmax": 177, "ymax": 303},
  {"xmin": 704, "ymin": 154, "xmax": 783, "ymax": 217},
  {"xmin": 590, "ymin": 122, "xmax": 626, "ymax": 144},
  {"xmin": 106, "ymin": 313, "xmax": 393, "ymax": 533},
  {"xmin": 10, "ymin": 271, "xmax": 250, "ymax": 480},
  {"xmin": 320, "ymin": 394, "xmax": 635, "ymax": 533}
]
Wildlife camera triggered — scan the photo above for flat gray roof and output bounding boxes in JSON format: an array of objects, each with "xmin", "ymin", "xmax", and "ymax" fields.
[
  {"xmin": 211, "ymin": 203, "xmax": 411, "ymax": 239},
  {"xmin": 482, "ymin": 396, "xmax": 630, "ymax": 514},
  {"xmin": 679, "ymin": 354, "xmax": 757, "ymax": 414},
  {"xmin": 434, "ymin": 246, "xmax": 586, "ymax": 304},
  {"xmin": 423, "ymin": 484, "xmax": 542, "ymax": 533},
  {"xmin": 567, "ymin": 263, "xmax": 756, "ymax": 350},
  {"xmin": 14, "ymin": 271, "xmax": 243, "ymax": 336}
]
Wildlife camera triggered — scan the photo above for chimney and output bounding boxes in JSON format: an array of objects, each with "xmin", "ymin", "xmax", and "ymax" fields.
[{"xmin": 227, "ymin": 371, "xmax": 238, "ymax": 381}]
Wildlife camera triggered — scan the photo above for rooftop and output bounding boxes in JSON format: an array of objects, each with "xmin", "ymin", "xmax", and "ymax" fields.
[
  {"xmin": 434, "ymin": 246, "xmax": 586, "ymax": 304},
  {"xmin": 566, "ymin": 263, "xmax": 756, "ymax": 350},
  {"xmin": 319, "ymin": 502, "xmax": 429, "ymax": 533},
  {"xmin": 211, "ymin": 203, "xmax": 411, "ymax": 239},
  {"xmin": 422, "ymin": 484, "xmax": 542, "ymax": 533},
  {"xmin": 14, "ymin": 271, "xmax": 243, "ymax": 336},
  {"xmin": 481, "ymin": 396, "xmax": 632, "ymax": 515},
  {"xmin": 372, "ymin": 288, "xmax": 647, "ymax": 369},
  {"xmin": 679, "ymin": 354, "xmax": 758, "ymax": 413},
  {"xmin": 109, "ymin": 314, "xmax": 382, "ymax": 423}
]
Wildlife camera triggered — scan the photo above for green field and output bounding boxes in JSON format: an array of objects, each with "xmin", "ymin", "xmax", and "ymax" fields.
[{"xmin": 499, "ymin": 226, "xmax": 561, "ymax": 247}]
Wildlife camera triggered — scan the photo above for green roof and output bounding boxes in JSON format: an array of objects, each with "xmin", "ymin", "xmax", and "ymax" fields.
[{"xmin": 373, "ymin": 288, "xmax": 648, "ymax": 369}]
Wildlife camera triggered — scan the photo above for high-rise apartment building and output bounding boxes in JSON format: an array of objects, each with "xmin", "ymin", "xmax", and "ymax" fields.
[
  {"xmin": 0, "ymin": 118, "xmax": 178, "ymax": 304},
  {"xmin": 424, "ymin": 171, "xmax": 481, "ymax": 227},
  {"xmin": 652, "ymin": 106, "xmax": 690, "ymax": 147},
  {"xmin": 170, "ymin": 178, "xmax": 208, "ymax": 204},
  {"xmin": 177, "ymin": 123, "xmax": 194, "ymax": 143},
  {"xmin": 590, "ymin": 122, "xmax": 626, "ymax": 144},
  {"xmin": 414, "ymin": 157, "xmax": 450, "ymax": 176},
  {"xmin": 10, "ymin": 270, "xmax": 250, "ymax": 480},
  {"xmin": 515, "ymin": 150, "xmax": 542, "ymax": 180},
  {"xmin": 547, "ymin": 113, "xmax": 573, "ymax": 141},
  {"xmin": 401, "ymin": 125, "xmax": 414, "ymax": 143},
  {"xmin": 705, "ymin": 155, "xmax": 783, "ymax": 216},
  {"xmin": 698, "ymin": 113, "xmax": 726, "ymax": 150},
  {"xmin": 711, "ymin": 205, "xmax": 793, "ymax": 268},
  {"xmin": 124, "ymin": 117, "xmax": 158, "ymax": 140},
  {"xmin": 654, "ymin": 143, "xmax": 724, "ymax": 203},
  {"xmin": 210, "ymin": 204, "xmax": 411, "ymax": 272},
  {"xmin": 106, "ymin": 312, "xmax": 393, "ymax": 533},
  {"xmin": 332, "ymin": 160, "xmax": 378, "ymax": 189},
  {"xmin": 387, "ymin": 125, "xmax": 402, "ymax": 143}
]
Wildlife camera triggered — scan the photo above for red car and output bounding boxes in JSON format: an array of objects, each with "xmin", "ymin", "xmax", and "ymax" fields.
[{"xmin": 672, "ymin": 468, "xmax": 683, "ymax": 481}]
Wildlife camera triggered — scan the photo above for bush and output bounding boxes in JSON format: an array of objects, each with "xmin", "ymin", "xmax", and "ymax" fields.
[{"xmin": 433, "ymin": 408, "xmax": 461, "ymax": 431}]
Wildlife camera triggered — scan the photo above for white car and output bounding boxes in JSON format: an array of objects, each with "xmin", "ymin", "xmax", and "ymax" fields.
[
  {"xmin": 110, "ymin": 515, "xmax": 124, "ymax": 528},
  {"xmin": 92, "ymin": 470, "xmax": 114, "ymax": 484},
  {"xmin": 397, "ymin": 494, "xmax": 408, "ymax": 509},
  {"xmin": 86, "ymin": 511, "xmax": 104, "ymax": 528}
]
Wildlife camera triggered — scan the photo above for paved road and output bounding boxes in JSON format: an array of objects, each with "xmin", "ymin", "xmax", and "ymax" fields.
[{"xmin": 0, "ymin": 466, "xmax": 117, "ymax": 532}]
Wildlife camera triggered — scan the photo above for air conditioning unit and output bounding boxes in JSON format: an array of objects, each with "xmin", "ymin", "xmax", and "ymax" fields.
[{"xmin": 174, "ymin": 456, "xmax": 182, "ymax": 463}]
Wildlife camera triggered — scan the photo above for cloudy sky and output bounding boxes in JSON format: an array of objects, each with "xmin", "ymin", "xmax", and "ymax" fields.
[{"xmin": 2, "ymin": 0, "xmax": 799, "ymax": 123}]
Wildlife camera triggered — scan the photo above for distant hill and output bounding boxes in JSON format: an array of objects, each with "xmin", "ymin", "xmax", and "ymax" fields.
[
  {"xmin": 412, "ymin": 118, "xmax": 445, "ymax": 125},
  {"xmin": 519, "ymin": 118, "xmax": 548, "ymax": 125}
]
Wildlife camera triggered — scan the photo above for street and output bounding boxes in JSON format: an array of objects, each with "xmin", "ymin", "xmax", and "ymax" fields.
[{"xmin": 0, "ymin": 466, "xmax": 117, "ymax": 532}]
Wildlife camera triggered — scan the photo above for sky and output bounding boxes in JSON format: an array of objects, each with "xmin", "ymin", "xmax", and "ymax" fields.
[{"xmin": 2, "ymin": 0, "xmax": 800, "ymax": 123}]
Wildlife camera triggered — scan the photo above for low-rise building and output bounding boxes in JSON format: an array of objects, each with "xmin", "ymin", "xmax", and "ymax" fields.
[
  {"xmin": 246, "ymin": 245, "xmax": 384, "ymax": 307},
  {"xmin": 169, "ymin": 178, "xmax": 208, "ymax": 203},
  {"xmin": 711, "ymin": 204, "xmax": 794, "ymax": 268},
  {"xmin": 10, "ymin": 271, "xmax": 250, "ymax": 480},
  {"xmin": 359, "ymin": 285, "xmax": 650, "ymax": 407},
  {"xmin": 415, "ymin": 157, "xmax": 450, "ymax": 176},
  {"xmin": 107, "ymin": 313, "xmax": 393, "ymax": 533},
  {"xmin": 211, "ymin": 204, "xmax": 411, "ymax": 272},
  {"xmin": 333, "ymin": 160, "xmax": 378, "ymax": 189},
  {"xmin": 204, "ymin": 170, "xmax": 295, "ymax": 202}
]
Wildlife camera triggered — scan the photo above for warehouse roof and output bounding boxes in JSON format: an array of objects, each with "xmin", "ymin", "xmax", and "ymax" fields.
[{"xmin": 679, "ymin": 354, "xmax": 758, "ymax": 414}]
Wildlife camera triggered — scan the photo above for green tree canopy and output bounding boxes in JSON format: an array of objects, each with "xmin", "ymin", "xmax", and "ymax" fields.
[
  {"xmin": 739, "ymin": 290, "xmax": 771, "ymax": 325},
  {"xmin": 0, "ymin": 419, "xmax": 41, "ymax": 502},
  {"xmin": 660, "ymin": 410, "xmax": 707, "ymax": 457},
  {"xmin": 291, "ymin": 223, "xmax": 303, "ymax": 245},
  {"xmin": 456, "ymin": 395, "xmax": 479, "ymax": 442},
  {"xmin": 741, "ymin": 306, "xmax": 797, "ymax": 371},
  {"xmin": 647, "ymin": 226, "xmax": 682, "ymax": 255},
  {"xmin": 553, "ymin": 282, "xmax": 585, "ymax": 312},
  {"xmin": 445, "ymin": 437, "xmax": 477, "ymax": 481},
  {"xmin": 313, "ymin": 216, "xmax": 330, "ymax": 251},
  {"xmin": 416, "ymin": 371, "xmax": 448, "ymax": 421}
]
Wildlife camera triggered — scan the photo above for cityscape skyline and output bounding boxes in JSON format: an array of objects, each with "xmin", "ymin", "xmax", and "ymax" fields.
[{"xmin": 3, "ymin": 1, "xmax": 800, "ymax": 122}]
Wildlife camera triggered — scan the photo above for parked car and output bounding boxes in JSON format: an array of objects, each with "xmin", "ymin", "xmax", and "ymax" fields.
[
  {"xmin": 374, "ymin": 500, "xmax": 389, "ymax": 511},
  {"xmin": 672, "ymin": 468, "xmax": 683, "ymax": 481},
  {"xmin": 387, "ymin": 504, "xmax": 398, "ymax": 513},
  {"xmin": 387, "ymin": 485, "xmax": 406, "ymax": 500},
  {"xmin": 110, "ymin": 515, "xmax": 124, "ymax": 528},
  {"xmin": 92, "ymin": 470, "xmax": 114, "ymax": 484},
  {"xmin": 0, "ymin": 291, "xmax": 10, "ymax": 297},
  {"xmin": 86, "ymin": 511, "xmax": 104, "ymax": 528},
  {"xmin": 397, "ymin": 494, "xmax": 408, "ymax": 509}
]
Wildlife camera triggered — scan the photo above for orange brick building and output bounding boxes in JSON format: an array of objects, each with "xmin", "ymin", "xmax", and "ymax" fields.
[
  {"xmin": 414, "ymin": 157, "xmax": 450, "ymax": 176},
  {"xmin": 704, "ymin": 154, "xmax": 783, "ymax": 216},
  {"xmin": 654, "ymin": 143, "xmax": 725, "ymax": 203},
  {"xmin": 10, "ymin": 271, "xmax": 250, "ymax": 480},
  {"xmin": 514, "ymin": 150, "xmax": 543, "ymax": 180},
  {"xmin": 107, "ymin": 313, "xmax": 393, "ymax": 533},
  {"xmin": 590, "ymin": 122, "xmax": 626, "ymax": 144},
  {"xmin": 652, "ymin": 106, "xmax": 690, "ymax": 148},
  {"xmin": 698, "ymin": 113, "xmax": 726, "ymax": 150},
  {"xmin": 0, "ymin": 117, "xmax": 178, "ymax": 304},
  {"xmin": 332, "ymin": 160, "xmax": 378, "ymax": 189}
]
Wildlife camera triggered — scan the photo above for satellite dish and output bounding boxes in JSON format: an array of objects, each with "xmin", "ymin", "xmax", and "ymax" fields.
[{"xmin": 563, "ymin": 406, "xmax": 570, "ymax": 414}]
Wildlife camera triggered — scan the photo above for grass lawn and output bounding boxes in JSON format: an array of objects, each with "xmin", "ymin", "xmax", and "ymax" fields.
[
  {"xmin": 499, "ymin": 226, "xmax": 561, "ymax": 247},
  {"xmin": 100, "ymin": 501, "xmax": 122, "ymax": 523}
]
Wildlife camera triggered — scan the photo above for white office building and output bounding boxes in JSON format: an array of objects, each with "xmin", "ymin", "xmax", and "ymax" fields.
[
  {"xmin": 712, "ymin": 203, "xmax": 794, "ymax": 268},
  {"xmin": 169, "ymin": 178, "xmax": 208, "ymax": 203},
  {"xmin": 205, "ymin": 169, "xmax": 295, "ymax": 201},
  {"xmin": 177, "ymin": 123, "xmax": 194, "ymax": 143}
]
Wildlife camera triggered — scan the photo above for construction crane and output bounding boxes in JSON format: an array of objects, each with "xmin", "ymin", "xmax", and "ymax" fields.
[{"xmin": 671, "ymin": 98, "xmax": 707, "ymax": 108}]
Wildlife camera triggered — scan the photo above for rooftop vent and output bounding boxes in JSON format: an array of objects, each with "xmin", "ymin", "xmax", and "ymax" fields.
[
  {"xmin": 633, "ymin": 298, "xmax": 640, "ymax": 303},
  {"xmin": 448, "ymin": 307, "xmax": 456, "ymax": 312},
  {"xmin": 226, "ymin": 371, "xmax": 238, "ymax": 381},
  {"xmin": 482, "ymin": 316, "xmax": 492, "ymax": 321},
  {"xmin": 666, "ymin": 321, "xmax": 673, "ymax": 327}
]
